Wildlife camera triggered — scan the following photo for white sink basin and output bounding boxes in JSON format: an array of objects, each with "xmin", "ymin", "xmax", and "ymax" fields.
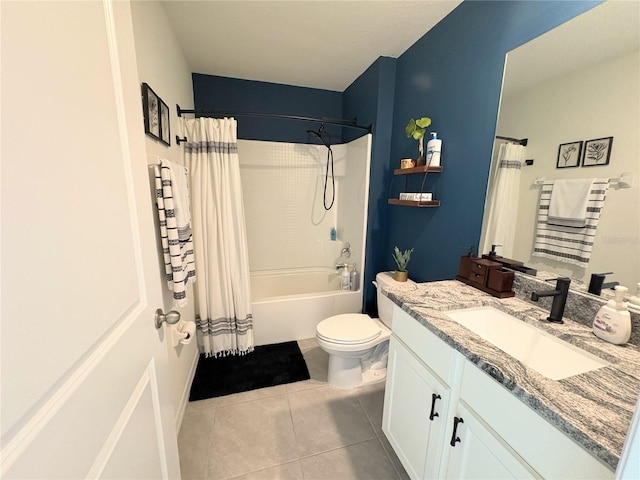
[{"xmin": 446, "ymin": 306, "xmax": 608, "ymax": 380}]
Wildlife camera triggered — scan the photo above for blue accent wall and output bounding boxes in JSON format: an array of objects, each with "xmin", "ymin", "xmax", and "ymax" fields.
[
  {"xmin": 385, "ymin": 0, "xmax": 602, "ymax": 283},
  {"xmin": 189, "ymin": 1, "xmax": 602, "ymax": 313},
  {"xmin": 192, "ymin": 73, "xmax": 344, "ymax": 144},
  {"xmin": 343, "ymin": 56, "xmax": 397, "ymax": 314}
]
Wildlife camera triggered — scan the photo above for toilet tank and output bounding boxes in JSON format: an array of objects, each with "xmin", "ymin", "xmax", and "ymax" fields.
[{"xmin": 375, "ymin": 272, "xmax": 415, "ymax": 328}]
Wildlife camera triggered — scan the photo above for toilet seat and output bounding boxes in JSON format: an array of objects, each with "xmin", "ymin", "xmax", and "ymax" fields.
[{"xmin": 316, "ymin": 314, "xmax": 381, "ymax": 345}]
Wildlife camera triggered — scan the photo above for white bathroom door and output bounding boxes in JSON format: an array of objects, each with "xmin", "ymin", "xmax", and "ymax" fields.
[{"xmin": 1, "ymin": 1, "xmax": 180, "ymax": 478}]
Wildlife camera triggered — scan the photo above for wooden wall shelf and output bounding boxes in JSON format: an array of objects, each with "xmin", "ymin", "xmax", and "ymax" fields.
[
  {"xmin": 388, "ymin": 199, "xmax": 441, "ymax": 207},
  {"xmin": 393, "ymin": 165, "xmax": 443, "ymax": 175},
  {"xmin": 389, "ymin": 165, "xmax": 442, "ymax": 207}
]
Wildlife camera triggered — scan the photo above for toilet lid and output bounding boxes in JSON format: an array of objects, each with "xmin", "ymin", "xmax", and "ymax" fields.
[{"xmin": 316, "ymin": 314, "xmax": 381, "ymax": 344}]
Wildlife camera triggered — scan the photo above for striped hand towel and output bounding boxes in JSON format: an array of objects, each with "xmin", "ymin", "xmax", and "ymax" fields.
[
  {"xmin": 154, "ymin": 159, "xmax": 196, "ymax": 306},
  {"xmin": 533, "ymin": 179, "xmax": 609, "ymax": 268}
]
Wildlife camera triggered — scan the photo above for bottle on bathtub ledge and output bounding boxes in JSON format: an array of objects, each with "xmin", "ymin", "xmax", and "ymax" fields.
[
  {"xmin": 350, "ymin": 264, "xmax": 359, "ymax": 291},
  {"xmin": 341, "ymin": 265, "xmax": 351, "ymax": 291},
  {"xmin": 330, "ymin": 227, "xmax": 337, "ymax": 241}
]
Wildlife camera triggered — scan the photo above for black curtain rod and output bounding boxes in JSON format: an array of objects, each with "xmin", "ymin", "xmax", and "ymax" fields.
[
  {"xmin": 495, "ymin": 135, "xmax": 534, "ymax": 165},
  {"xmin": 176, "ymin": 104, "xmax": 372, "ymax": 133},
  {"xmin": 496, "ymin": 135, "xmax": 528, "ymax": 146}
]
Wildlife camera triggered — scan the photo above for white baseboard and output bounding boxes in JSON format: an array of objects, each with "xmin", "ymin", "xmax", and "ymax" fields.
[{"xmin": 175, "ymin": 347, "xmax": 199, "ymax": 433}]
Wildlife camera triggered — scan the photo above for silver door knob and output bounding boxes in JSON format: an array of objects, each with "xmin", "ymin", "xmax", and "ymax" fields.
[{"xmin": 154, "ymin": 308, "xmax": 181, "ymax": 329}]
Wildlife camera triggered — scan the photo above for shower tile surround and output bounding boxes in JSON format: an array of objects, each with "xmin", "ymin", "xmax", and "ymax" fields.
[
  {"xmin": 382, "ymin": 277, "xmax": 640, "ymax": 471},
  {"xmin": 238, "ymin": 138, "xmax": 369, "ymax": 273},
  {"xmin": 238, "ymin": 140, "xmax": 343, "ymax": 271}
]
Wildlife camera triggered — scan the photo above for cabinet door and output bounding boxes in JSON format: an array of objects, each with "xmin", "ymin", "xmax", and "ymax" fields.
[
  {"xmin": 383, "ymin": 337, "xmax": 450, "ymax": 479},
  {"xmin": 443, "ymin": 402, "xmax": 540, "ymax": 480}
]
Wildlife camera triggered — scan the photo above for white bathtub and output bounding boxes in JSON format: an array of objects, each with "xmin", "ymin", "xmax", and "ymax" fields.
[{"xmin": 250, "ymin": 267, "xmax": 363, "ymax": 346}]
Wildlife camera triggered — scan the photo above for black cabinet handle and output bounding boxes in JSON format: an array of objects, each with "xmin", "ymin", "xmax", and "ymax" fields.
[
  {"xmin": 450, "ymin": 417, "xmax": 464, "ymax": 447},
  {"xmin": 429, "ymin": 393, "xmax": 441, "ymax": 421}
]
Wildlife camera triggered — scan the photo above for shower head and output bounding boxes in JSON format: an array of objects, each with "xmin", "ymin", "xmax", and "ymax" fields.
[
  {"xmin": 306, "ymin": 124, "xmax": 331, "ymax": 148},
  {"xmin": 307, "ymin": 123, "xmax": 336, "ymax": 211}
]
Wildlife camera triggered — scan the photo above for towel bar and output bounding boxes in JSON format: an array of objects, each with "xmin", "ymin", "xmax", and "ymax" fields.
[
  {"xmin": 147, "ymin": 154, "xmax": 161, "ymax": 167},
  {"xmin": 532, "ymin": 173, "xmax": 632, "ymax": 189},
  {"xmin": 610, "ymin": 172, "xmax": 633, "ymax": 188}
]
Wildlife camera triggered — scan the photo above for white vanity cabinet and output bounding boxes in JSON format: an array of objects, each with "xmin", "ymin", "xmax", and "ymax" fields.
[
  {"xmin": 457, "ymin": 360, "xmax": 614, "ymax": 479},
  {"xmin": 383, "ymin": 305, "xmax": 615, "ymax": 480},
  {"xmin": 383, "ymin": 336, "xmax": 451, "ymax": 479},
  {"xmin": 441, "ymin": 400, "xmax": 537, "ymax": 479},
  {"xmin": 383, "ymin": 305, "xmax": 458, "ymax": 479}
]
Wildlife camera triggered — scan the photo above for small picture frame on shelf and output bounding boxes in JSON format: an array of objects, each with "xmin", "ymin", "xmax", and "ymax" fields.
[
  {"xmin": 141, "ymin": 83, "xmax": 160, "ymax": 141},
  {"xmin": 159, "ymin": 99, "xmax": 170, "ymax": 146},
  {"xmin": 556, "ymin": 141, "xmax": 582, "ymax": 168},
  {"xmin": 582, "ymin": 136, "xmax": 613, "ymax": 167}
]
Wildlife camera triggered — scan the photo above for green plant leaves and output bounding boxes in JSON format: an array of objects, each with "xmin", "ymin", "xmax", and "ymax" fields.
[
  {"xmin": 416, "ymin": 117, "xmax": 431, "ymax": 128},
  {"xmin": 393, "ymin": 246, "xmax": 414, "ymax": 271},
  {"xmin": 405, "ymin": 118, "xmax": 416, "ymax": 138},
  {"xmin": 405, "ymin": 116, "xmax": 431, "ymax": 140}
]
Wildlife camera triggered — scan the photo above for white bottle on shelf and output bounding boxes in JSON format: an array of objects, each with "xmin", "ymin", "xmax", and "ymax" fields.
[{"xmin": 425, "ymin": 132, "xmax": 442, "ymax": 167}]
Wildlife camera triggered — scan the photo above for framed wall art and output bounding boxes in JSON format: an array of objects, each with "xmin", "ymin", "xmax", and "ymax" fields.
[
  {"xmin": 556, "ymin": 141, "xmax": 582, "ymax": 168},
  {"xmin": 141, "ymin": 83, "xmax": 160, "ymax": 141},
  {"xmin": 582, "ymin": 136, "xmax": 613, "ymax": 167},
  {"xmin": 159, "ymin": 99, "xmax": 170, "ymax": 146}
]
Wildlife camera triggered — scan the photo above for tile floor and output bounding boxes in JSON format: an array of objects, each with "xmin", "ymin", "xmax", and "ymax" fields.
[{"xmin": 178, "ymin": 338, "xmax": 410, "ymax": 480}]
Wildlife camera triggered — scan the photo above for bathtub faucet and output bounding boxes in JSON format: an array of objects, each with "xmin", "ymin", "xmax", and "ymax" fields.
[
  {"xmin": 340, "ymin": 242, "xmax": 351, "ymax": 258},
  {"xmin": 335, "ymin": 262, "xmax": 353, "ymax": 270}
]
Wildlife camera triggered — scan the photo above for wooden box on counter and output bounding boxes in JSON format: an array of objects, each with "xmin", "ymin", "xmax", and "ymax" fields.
[{"xmin": 456, "ymin": 256, "xmax": 515, "ymax": 298}]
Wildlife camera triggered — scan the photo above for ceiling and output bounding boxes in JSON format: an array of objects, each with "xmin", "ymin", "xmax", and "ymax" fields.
[{"xmin": 160, "ymin": 0, "xmax": 462, "ymax": 92}]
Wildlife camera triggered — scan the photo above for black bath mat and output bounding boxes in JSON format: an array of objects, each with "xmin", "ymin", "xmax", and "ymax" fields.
[{"xmin": 188, "ymin": 341, "xmax": 310, "ymax": 401}]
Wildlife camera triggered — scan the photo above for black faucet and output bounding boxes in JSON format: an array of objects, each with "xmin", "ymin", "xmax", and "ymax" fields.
[
  {"xmin": 531, "ymin": 277, "xmax": 571, "ymax": 323},
  {"xmin": 588, "ymin": 272, "xmax": 613, "ymax": 295}
]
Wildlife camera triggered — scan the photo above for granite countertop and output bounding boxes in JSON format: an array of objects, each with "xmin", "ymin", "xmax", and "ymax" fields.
[{"xmin": 383, "ymin": 280, "xmax": 640, "ymax": 471}]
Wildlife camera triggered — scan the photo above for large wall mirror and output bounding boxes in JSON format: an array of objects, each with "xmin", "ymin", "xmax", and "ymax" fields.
[{"xmin": 480, "ymin": 0, "xmax": 640, "ymax": 298}]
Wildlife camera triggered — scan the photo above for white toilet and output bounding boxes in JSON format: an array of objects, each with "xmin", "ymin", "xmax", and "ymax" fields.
[{"xmin": 315, "ymin": 271, "xmax": 416, "ymax": 389}]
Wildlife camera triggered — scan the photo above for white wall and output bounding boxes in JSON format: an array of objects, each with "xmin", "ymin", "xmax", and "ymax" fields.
[
  {"xmin": 496, "ymin": 51, "xmax": 640, "ymax": 290},
  {"xmin": 130, "ymin": 1, "xmax": 197, "ymax": 428}
]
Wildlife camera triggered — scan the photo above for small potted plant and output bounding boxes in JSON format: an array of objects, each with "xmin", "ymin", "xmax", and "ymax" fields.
[
  {"xmin": 405, "ymin": 116, "xmax": 432, "ymax": 166},
  {"xmin": 392, "ymin": 246, "xmax": 414, "ymax": 282}
]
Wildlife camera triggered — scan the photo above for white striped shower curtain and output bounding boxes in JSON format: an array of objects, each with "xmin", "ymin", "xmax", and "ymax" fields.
[
  {"xmin": 182, "ymin": 117, "xmax": 254, "ymax": 357},
  {"xmin": 481, "ymin": 143, "xmax": 525, "ymax": 257}
]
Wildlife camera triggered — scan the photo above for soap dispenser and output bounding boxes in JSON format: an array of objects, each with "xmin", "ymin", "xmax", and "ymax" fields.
[{"xmin": 593, "ymin": 285, "xmax": 631, "ymax": 344}]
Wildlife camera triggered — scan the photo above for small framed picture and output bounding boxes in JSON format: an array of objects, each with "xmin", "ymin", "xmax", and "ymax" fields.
[
  {"xmin": 557, "ymin": 141, "xmax": 583, "ymax": 168},
  {"xmin": 159, "ymin": 99, "xmax": 170, "ymax": 146},
  {"xmin": 141, "ymin": 83, "xmax": 160, "ymax": 141},
  {"xmin": 582, "ymin": 136, "xmax": 613, "ymax": 167}
]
